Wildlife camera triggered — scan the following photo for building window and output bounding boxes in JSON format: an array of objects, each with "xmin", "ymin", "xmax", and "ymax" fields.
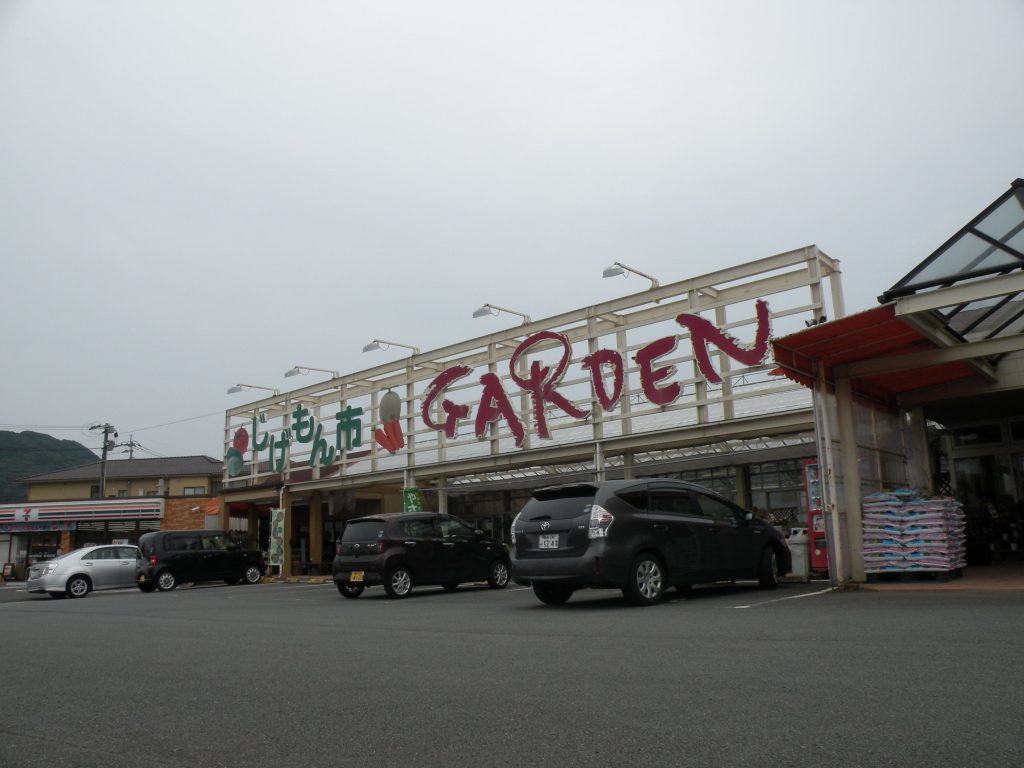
[
  {"xmin": 183, "ymin": 487, "xmax": 205, "ymax": 496},
  {"xmin": 90, "ymin": 485, "xmax": 100, "ymax": 499},
  {"xmin": 117, "ymin": 490, "xmax": 128, "ymax": 498}
]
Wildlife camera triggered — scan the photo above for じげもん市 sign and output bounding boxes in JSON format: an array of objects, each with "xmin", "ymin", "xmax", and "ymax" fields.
[
  {"xmin": 421, "ymin": 300, "xmax": 771, "ymax": 446},
  {"xmin": 226, "ymin": 300, "xmax": 771, "ymax": 475}
]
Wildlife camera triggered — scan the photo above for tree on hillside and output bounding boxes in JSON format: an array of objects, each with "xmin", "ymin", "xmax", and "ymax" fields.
[{"xmin": 0, "ymin": 431, "xmax": 98, "ymax": 503}]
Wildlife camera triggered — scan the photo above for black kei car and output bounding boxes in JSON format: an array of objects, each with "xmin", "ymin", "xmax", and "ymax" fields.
[
  {"xmin": 332, "ymin": 512, "xmax": 510, "ymax": 599},
  {"xmin": 510, "ymin": 480, "xmax": 791, "ymax": 606},
  {"xmin": 136, "ymin": 529, "xmax": 266, "ymax": 592}
]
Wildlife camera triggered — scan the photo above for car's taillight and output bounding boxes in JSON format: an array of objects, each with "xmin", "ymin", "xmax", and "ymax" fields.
[
  {"xmin": 148, "ymin": 555, "xmax": 157, "ymax": 567},
  {"xmin": 587, "ymin": 504, "xmax": 614, "ymax": 539},
  {"xmin": 376, "ymin": 540, "xmax": 388, "ymax": 554}
]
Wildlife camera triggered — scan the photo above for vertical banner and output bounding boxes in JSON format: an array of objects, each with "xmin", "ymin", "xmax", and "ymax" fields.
[
  {"xmin": 402, "ymin": 488, "xmax": 422, "ymax": 513},
  {"xmin": 268, "ymin": 507, "xmax": 286, "ymax": 572}
]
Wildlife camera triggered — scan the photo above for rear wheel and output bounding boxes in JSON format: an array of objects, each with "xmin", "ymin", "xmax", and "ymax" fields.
[
  {"xmin": 156, "ymin": 570, "xmax": 178, "ymax": 591},
  {"xmin": 243, "ymin": 565, "xmax": 263, "ymax": 584},
  {"xmin": 66, "ymin": 575, "xmax": 90, "ymax": 599},
  {"xmin": 623, "ymin": 553, "xmax": 665, "ymax": 606},
  {"xmin": 487, "ymin": 560, "xmax": 510, "ymax": 589},
  {"xmin": 532, "ymin": 583, "xmax": 574, "ymax": 605},
  {"xmin": 758, "ymin": 547, "xmax": 779, "ymax": 589},
  {"xmin": 383, "ymin": 566, "xmax": 413, "ymax": 598},
  {"xmin": 337, "ymin": 583, "xmax": 365, "ymax": 599}
]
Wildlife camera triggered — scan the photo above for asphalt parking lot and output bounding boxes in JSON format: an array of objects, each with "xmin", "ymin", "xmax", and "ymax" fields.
[{"xmin": 1, "ymin": 579, "xmax": 1022, "ymax": 768}]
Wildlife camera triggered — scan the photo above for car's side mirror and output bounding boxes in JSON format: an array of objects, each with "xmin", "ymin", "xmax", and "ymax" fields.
[{"xmin": 473, "ymin": 529, "xmax": 485, "ymax": 538}]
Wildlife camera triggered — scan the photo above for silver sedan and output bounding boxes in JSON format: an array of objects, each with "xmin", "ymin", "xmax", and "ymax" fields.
[{"xmin": 27, "ymin": 544, "xmax": 141, "ymax": 598}]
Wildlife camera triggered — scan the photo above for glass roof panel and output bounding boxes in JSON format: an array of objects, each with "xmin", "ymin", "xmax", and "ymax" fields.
[
  {"xmin": 883, "ymin": 180, "xmax": 1024, "ymax": 300},
  {"xmin": 908, "ymin": 232, "xmax": 1021, "ymax": 286},
  {"xmin": 976, "ymin": 188, "xmax": 1024, "ymax": 247}
]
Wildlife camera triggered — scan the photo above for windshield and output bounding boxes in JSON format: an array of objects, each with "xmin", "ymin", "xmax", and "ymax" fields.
[
  {"xmin": 341, "ymin": 520, "xmax": 386, "ymax": 542},
  {"xmin": 519, "ymin": 493, "xmax": 596, "ymax": 521}
]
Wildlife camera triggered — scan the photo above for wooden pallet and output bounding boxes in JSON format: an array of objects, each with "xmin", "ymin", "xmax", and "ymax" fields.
[{"xmin": 865, "ymin": 567, "xmax": 963, "ymax": 583}]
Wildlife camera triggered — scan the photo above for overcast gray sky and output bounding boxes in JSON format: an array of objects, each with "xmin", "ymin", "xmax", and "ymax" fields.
[{"xmin": 1, "ymin": 1, "xmax": 1021, "ymax": 461}]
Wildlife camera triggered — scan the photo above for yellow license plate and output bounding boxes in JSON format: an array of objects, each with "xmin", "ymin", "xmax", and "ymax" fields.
[{"xmin": 350, "ymin": 571, "xmax": 364, "ymax": 583}]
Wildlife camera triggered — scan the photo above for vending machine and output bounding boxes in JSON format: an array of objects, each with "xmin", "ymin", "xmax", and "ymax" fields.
[{"xmin": 802, "ymin": 458, "xmax": 828, "ymax": 573}]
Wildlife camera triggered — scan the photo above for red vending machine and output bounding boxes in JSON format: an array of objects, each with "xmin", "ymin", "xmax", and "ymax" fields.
[{"xmin": 802, "ymin": 458, "xmax": 828, "ymax": 573}]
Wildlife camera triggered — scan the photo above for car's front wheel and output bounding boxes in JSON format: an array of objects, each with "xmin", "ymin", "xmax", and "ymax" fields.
[
  {"xmin": 243, "ymin": 565, "xmax": 263, "ymax": 584},
  {"xmin": 66, "ymin": 575, "xmax": 90, "ymax": 599},
  {"xmin": 532, "ymin": 583, "xmax": 573, "ymax": 605},
  {"xmin": 487, "ymin": 560, "xmax": 510, "ymax": 589},
  {"xmin": 383, "ymin": 566, "xmax": 413, "ymax": 598},
  {"xmin": 337, "ymin": 583, "xmax": 365, "ymax": 599},
  {"xmin": 156, "ymin": 570, "xmax": 178, "ymax": 591},
  {"xmin": 758, "ymin": 547, "xmax": 779, "ymax": 589},
  {"xmin": 623, "ymin": 553, "xmax": 665, "ymax": 606}
]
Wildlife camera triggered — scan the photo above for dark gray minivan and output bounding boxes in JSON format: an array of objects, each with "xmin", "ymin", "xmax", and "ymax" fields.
[
  {"xmin": 509, "ymin": 480, "xmax": 791, "ymax": 605},
  {"xmin": 136, "ymin": 529, "xmax": 265, "ymax": 592}
]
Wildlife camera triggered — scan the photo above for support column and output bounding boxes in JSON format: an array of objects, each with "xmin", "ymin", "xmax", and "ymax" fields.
[
  {"xmin": 280, "ymin": 487, "xmax": 292, "ymax": 578},
  {"xmin": 438, "ymin": 476, "xmax": 448, "ymax": 514},
  {"xmin": 217, "ymin": 498, "xmax": 229, "ymax": 531},
  {"xmin": 734, "ymin": 464, "xmax": 750, "ymax": 509},
  {"xmin": 834, "ymin": 370, "xmax": 865, "ymax": 582},
  {"xmin": 309, "ymin": 491, "xmax": 323, "ymax": 575},
  {"xmin": 247, "ymin": 506, "xmax": 259, "ymax": 551}
]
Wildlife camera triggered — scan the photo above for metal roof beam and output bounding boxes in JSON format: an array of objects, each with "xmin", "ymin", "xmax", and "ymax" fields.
[{"xmin": 893, "ymin": 272, "xmax": 1024, "ymax": 316}]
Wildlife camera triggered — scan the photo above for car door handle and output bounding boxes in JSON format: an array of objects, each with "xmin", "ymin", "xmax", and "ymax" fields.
[
  {"xmin": 84, "ymin": 562, "xmax": 94, "ymax": 567},
  {"xmin": 443, "ymin": 542, "xmax": 455, "ymax": 548},
  {"xmin": 652, "ymin": 524, "xmax": 668, "ymax": 531},
  {"xmin": 404, "ymin": 541, "xmax": 417, "ymax": 546}
]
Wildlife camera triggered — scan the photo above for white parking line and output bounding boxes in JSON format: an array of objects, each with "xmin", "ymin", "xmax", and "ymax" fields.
[{"xmin": 733, "ymin": 586, "xmax": 833, "ymax": 608}]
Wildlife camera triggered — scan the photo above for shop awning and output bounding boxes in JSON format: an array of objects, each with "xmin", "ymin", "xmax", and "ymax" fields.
[{"xmin": 771, "ymin": 304, "xmax": 981, "ymax": 406}]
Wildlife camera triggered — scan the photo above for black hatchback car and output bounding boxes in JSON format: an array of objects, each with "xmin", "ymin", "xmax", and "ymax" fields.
[
  {"xmin": 332, "ymin": 512, "xmax": 510, "ymax": 599},
  {"xmin": 136, "ymin": 529, "xmax": 266, "ymax": 592},
  {"xmin": 510, "ymin": 480, "xmax": 791, "ymax": 605}
]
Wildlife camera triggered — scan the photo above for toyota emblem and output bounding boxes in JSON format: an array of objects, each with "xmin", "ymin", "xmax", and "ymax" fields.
[{"xmin": 540, "ymin": 521, "xmax": 551, "ymax": 530}]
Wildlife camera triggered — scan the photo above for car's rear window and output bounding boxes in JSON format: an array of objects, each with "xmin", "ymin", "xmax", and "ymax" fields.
[
  {"xmin": 341, "ymin": 520, "xmax": 387, "ymax": 542},
  {"xmin": 519, "ymin": 494, "xmax": 596, "ymax": 521}
]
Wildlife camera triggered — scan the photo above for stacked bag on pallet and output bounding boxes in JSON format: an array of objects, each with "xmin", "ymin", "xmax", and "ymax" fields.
[{"xmin": 862, "ymin": 489, "xmax": 966, "ymax": 574}]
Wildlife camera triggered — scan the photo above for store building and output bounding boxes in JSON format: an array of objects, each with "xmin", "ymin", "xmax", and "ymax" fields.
[
  {"xmin": 772, "ymin": 178, "xmax": 1024, "ymax": 582},
  {"xmin": 222, "ymin": 247, "xmax": 845, "ymax": 576},
  {"xmin": 0, "ymin": 455, "xmax": 224, "ymax": 579}
]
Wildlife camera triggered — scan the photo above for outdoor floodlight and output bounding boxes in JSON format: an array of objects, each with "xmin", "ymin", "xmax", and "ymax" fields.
[{"xmin": 472, "ymin": 303, "xmax": 531, "ymax": 324}]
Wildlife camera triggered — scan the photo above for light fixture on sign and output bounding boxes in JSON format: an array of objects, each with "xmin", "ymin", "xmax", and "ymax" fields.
[
  {"xmin": 602, "ymin": 261, "xmax": 660, "ymax": 290},
  {"xmin": 284, "ymin": 365, "xmax": 340, "ymax": 379},
  {"xmin": 472, "ymin": 303, "xmax": 531, "ymax": 324},
  {"xmin": 226, "ymin": 383, "xmax": 280, "ymax": 396},
  {"xmin": 362, "ymin": 339, "xmax": 421, "ymax": 355}
]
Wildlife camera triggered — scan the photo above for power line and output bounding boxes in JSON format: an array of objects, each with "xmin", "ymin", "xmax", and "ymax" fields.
[{"xmin": 124, "ymin": 411, "xmax": 223, "ymax": 433}]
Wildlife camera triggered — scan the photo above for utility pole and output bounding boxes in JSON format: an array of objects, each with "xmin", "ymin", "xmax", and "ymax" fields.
[
  {"xmin": 89, "ymin": 423, "xmax": 118, "ymax": 498},
  {"xmin": 119, "ymin": 435, "xmax": 142, "ymax": 459}
]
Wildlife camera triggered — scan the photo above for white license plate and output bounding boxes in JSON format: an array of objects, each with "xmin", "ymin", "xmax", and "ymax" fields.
[{"xmin": 539, "ymin": 533, "xmax": 559, "ymax": 549}]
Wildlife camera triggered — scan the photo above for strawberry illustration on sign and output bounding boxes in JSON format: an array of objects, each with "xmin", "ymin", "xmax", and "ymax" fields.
[
  {"xmin": 374, "ymin": 390, "xmax": 405, "ymax": 454},
  {"xmin": 225, "ymin": 425, "xmax": 249, "ymax": 477}
]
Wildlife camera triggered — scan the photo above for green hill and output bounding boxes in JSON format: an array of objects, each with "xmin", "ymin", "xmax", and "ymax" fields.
[{"xmin": 0, "ymin": 431, "xmax": 98, "ymax": 503}]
